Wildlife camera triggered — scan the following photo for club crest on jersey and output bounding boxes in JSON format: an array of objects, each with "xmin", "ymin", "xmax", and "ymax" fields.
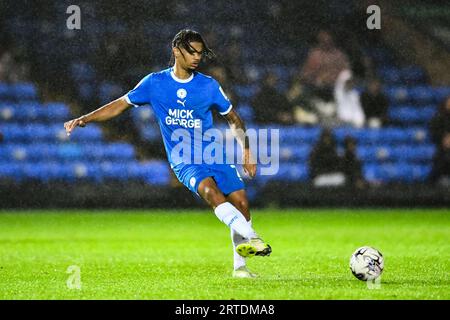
[
  {"xmin": 177, "ymin": 88, "xmax": 187, "ymax": 107},
  {"xmin": 177, "ymin": 88, "xmax": 187, "ymax": 99}
]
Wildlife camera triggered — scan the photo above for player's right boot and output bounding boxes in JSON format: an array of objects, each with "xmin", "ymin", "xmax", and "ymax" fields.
[{"xmin": 236, "ymin": 237, "xmax": 272, "ymax": 258}]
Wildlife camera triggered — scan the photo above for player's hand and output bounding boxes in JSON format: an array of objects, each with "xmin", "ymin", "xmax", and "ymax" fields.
[
  {"xmin": 64, "ymin": 117, "xmax": 86, "ymax": 136},
  {"xmin": 243, "ymin": 149, "xmax": 257, "ymax": 179}
]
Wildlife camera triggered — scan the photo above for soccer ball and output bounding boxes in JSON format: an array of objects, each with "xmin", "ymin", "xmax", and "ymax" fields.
[{"xmin": 349, "ymin": 246, "xmax": 384, "ymax": 281}]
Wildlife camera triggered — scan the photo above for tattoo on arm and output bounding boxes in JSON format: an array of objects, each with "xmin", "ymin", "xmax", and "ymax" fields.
[{"xmin": 225, "ymin": 110, "xmax": 249, "ymax": 149}]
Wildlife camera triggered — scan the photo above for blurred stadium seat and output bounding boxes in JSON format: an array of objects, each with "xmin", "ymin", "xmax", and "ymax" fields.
[{"xmin": 0, "ymin": 83, "xmax": 171, "ymax": 185}]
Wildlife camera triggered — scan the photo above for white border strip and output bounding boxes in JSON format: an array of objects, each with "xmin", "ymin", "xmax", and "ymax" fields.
[{"xmin": 219, "ymin": 104, "xmax": 233, "ymax": 115}]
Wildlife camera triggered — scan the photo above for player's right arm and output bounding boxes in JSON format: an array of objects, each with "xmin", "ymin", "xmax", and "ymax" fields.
[
  {"xmin": 65, "ymin": 72, "xmax": 153, "ymax": 135},
  {"xmin": 64, "ymin": 96, "xmax": 131, "ymax": 136}
]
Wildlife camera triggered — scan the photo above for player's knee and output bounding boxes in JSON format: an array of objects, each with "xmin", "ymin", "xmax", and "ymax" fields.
[
  {"xmin": 202, "ymin": 185, "xmax": 223, "ymax": 203},
  {"xmin": 235, "ymin": 198, "xmax": 249, "ymax": 213}
]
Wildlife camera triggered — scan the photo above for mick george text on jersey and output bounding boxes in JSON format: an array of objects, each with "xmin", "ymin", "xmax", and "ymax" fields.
[{"xmin": 165, "ymin": 108, "xmax": 201, "ymax": 128}]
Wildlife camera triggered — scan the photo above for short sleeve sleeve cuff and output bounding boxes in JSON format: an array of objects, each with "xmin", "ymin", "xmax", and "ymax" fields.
[
  {"xmin": 125, "ymin": 94, "xmax": 139, "ymax": 108},
  {"xmin": 219, "ymin": 104, "xmax": 233, "ymax": 115}
]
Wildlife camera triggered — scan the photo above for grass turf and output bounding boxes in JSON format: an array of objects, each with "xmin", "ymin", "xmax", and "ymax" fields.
[{"xmin": 0, "ymin": 209, "xmax": 448, "ymax": 299}]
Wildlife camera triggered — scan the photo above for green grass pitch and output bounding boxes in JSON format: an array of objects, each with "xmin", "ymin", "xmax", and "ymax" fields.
[{"xmin": 0, "ymin": 209, "xmax": 448, "ymax": 299}]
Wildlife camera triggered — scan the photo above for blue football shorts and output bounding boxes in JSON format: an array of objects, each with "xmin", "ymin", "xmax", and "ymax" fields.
[{"xmin": 172, "ymin": 163, "xmax": 245, "ymax": 196}]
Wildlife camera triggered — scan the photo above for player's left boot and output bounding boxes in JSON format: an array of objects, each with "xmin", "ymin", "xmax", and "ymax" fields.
[
  {"xmin": 232, "ymin": 266, "xmax": 258, "ymax": 278},
  {"xmin": 236, "ymin": 237, "xmax": 272, "ymax": 258}
]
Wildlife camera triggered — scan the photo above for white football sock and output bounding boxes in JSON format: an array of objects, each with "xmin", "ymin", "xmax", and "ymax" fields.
[
  {"xmin": 214, "ymin": 202, "xmax": 257, "ymax": 239},
  {"xmin": 231, "ymin": 220, "xmax": 252, "ymax": 270}
]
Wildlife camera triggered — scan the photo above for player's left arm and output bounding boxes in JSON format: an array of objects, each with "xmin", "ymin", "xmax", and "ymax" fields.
[{"xmin": 224, "ymin": 109, "xmax": 257, "ymax": 178}]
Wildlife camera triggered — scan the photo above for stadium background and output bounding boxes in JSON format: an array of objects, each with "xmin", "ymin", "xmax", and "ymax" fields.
[
  {"xmin": 0, "ymin": 0, "xmax": 449, "ymax": 209},
  {"xmin": 0, "ymin": 0, "xmax": 449, "ymax": 301}
]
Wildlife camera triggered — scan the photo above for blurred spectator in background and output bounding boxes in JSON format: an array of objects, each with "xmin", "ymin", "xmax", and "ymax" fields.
[
  {"xmin": 429, "ymin": 96, "xmax": 450, "ymax": 186},
  {"xmin": 252, "ymin": 72, "xmax": 293, "ymax": 124},
  {"xmin": 300, "ymin": 30, "xmax": 350, "ymax": 102},
  {"xmin": 360, "ymin": 78, "xmax": 389, "ymax": 128},
  {"xmin": 220, "ymin": 40, "xmax": 248, "ymax": 85},
  {"xmin": 429, "ymin": 96, "xmax": 450, "ymax": 147},
  {"xmin": 206, "ymin": 65, "xmax": 236, "ymax": 102},
  {"xmin": 429, "ymin": 132, "xmax": 450, "ymax": 186},
  {"xmin": 206, "ymin": 65, "xmax": 237, "ymax": 123},
  {"xmin": 285, "ymin": 80, "xmax": 318, "ymax": 125},
  {"xmin": 342, "ymin": 136, "xmax": 366, "ymax": 189},
  {"xmin": 309, "ymin": 129, "xmax": 345, "ymax": 187},
  {"xmin": 0, "ymin": 50, "xmax": 30, "ymax": 83},
  {"xmin": 342, "ymin": 31, "xmax": 377, "ymax": 82},
  {"xmin": 334, "ymin": 69, "xmax": 365, "ymax": 128},
  {"xmin": 0, "ymin": 51, "xmax": 13, "ymax": 82}
]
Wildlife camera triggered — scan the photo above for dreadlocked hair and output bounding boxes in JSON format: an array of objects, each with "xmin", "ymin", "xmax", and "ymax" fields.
[{"xmin": 169, "ymin": 29, "xmax": 215, "ymax": 66}]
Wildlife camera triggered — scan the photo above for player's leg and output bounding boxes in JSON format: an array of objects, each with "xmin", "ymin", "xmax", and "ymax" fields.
[
  {"xmin": 197, "ymin": 177, "xmax": 257, "ymax": 240},
  {"xmin": 226, "ymin": 189, "xmax": 271, "ymax": 256},
  {"xmin": 226, "ymin": 189, "xmax": 250, "ymax": 221},
  {"xmin": 212, "ymin": 165, "xmax": 271, "ymax": 259},
  {"xmin": 225, "ymin": 189, "xmax": 257, "ymax": 278}
]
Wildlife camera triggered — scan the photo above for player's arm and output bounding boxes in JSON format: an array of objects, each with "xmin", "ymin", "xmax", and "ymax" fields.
[
  {"xmin": 224, "ymin": 109, "xmax": 257, "ymax": 178},
  {"xmin": 64, "ymin": 96, "xmax": 131, "ymax": 135}
]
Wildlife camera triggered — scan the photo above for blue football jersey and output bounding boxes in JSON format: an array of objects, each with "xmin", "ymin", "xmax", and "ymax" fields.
[{"xmin": 125, "ymin": 67, "xmax": 232, "ymax": 167}]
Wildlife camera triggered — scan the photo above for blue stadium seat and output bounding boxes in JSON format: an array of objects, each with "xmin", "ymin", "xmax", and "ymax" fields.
[
  {"xmin": 72, "ymin": 162, "xmax": 103, "ymax": 181},
  {"xmin": 277, "ymin": 126, "xmax": 321, "ymax": 144},
  {"xmin": 394, "ymin": 145, "xmax": 435, "ymax": 161},
  {"xmin": 56, "ymin": 143, "xmax": 83, "ymax": 161},
  {"xmin": 378, "ymin": 67, "xmax": 402, "ymax": 84},
  {"xmin": 12, "ymin": 82, "xmax": 38, "ymax": 101},
  {"xmin": 99, "ymin": 143, "xmax": 135, "ymax": 160},
  {"xmin": 335, "ymin": 127, "xmax": 429, "ymax": 145},
  {"xmin": 385, "ymin": 86, "xmax": 409, "ymax": 104},
  {"xmin": 0, "ymin": 104, "xmax": 14, "ymax": 121},
  {"xmin": 29, "ymin": 124, "xmax": 57, "ymax": 141},
  {"xmin": 0, "ymin": 144, "xmax": 29, "ymax": 161},
  {"xmin": 0, "ymin": 102, "xmax": 70, "ymax": 122},
  {"xmin": 41, "ymin": 102, "xmax": 71, "ymax": 121},
  {"xmin": 401, "ymin": 66, "xmax": 426, "ymax": 84},
  {"xmin": 30, "ymin": 144, "xmax": 59, "ymax": 160},
  {"xmin": 385, "ymin": 87, "xmax": 448, "ymax": 105},
  {"xmin": 22, "ymin": 162, "xmax": 74, "ymax": 182},
  {"xmin": 0, "ymin": 103, "xmax": 38, "ymax": 122},
  {"xmin": 257, "ymin": 163, "xmax": 308, "ymax": 183},
  {"xmin": 67, "ymin": 124, "xmax": 103, "ymax": 142},
  {"xmin": 363, "ymin": 163, "xmax": 432, "ymax": 183},
  {"xmin": 408, "ymin": 86, "xmax": 435, "ymax": 104},
  {"xmin": 100, "ymin": 161, "xmax": 131, "ymax": 181},
  {"xmin": 389, "ymin": 105, "xmax": 437, "ymax": 124},
  {"xmin": 434, "ymin": 87, "xmax": 450, "ymax": 103},
  {"xmin": 357, "ymin": 145, "xmax": 435, "ymax": 162},
  {"xmin": 276, "ymin": 163, "xmax": 309, "ymax": 182},
  {"xmin": 403, "ymin": 127, "xmax": 430, "ymax": 143},
  {"xmin": 2, "ymin": 124, "xmax": 26, "ymax": 141},
  {"xmin": 136, "ymin": 161, "xmax": 171, "ymax": 185},
  {"xmin": 0, "ymin": 162, "xmax": 24, "ymax": 180},
  {"xmin": 279, "ymin": 144, "xmax": 312, "ymax": 161},
  {"xmin": 0, "ymin": 82, "xmax": 10, "ymax": 99}
]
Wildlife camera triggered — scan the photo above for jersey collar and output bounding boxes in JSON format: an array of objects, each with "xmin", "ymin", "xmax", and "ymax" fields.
[{"xmin": 170, "ymin": 68, "xmax": 194, "ymax": 83}]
